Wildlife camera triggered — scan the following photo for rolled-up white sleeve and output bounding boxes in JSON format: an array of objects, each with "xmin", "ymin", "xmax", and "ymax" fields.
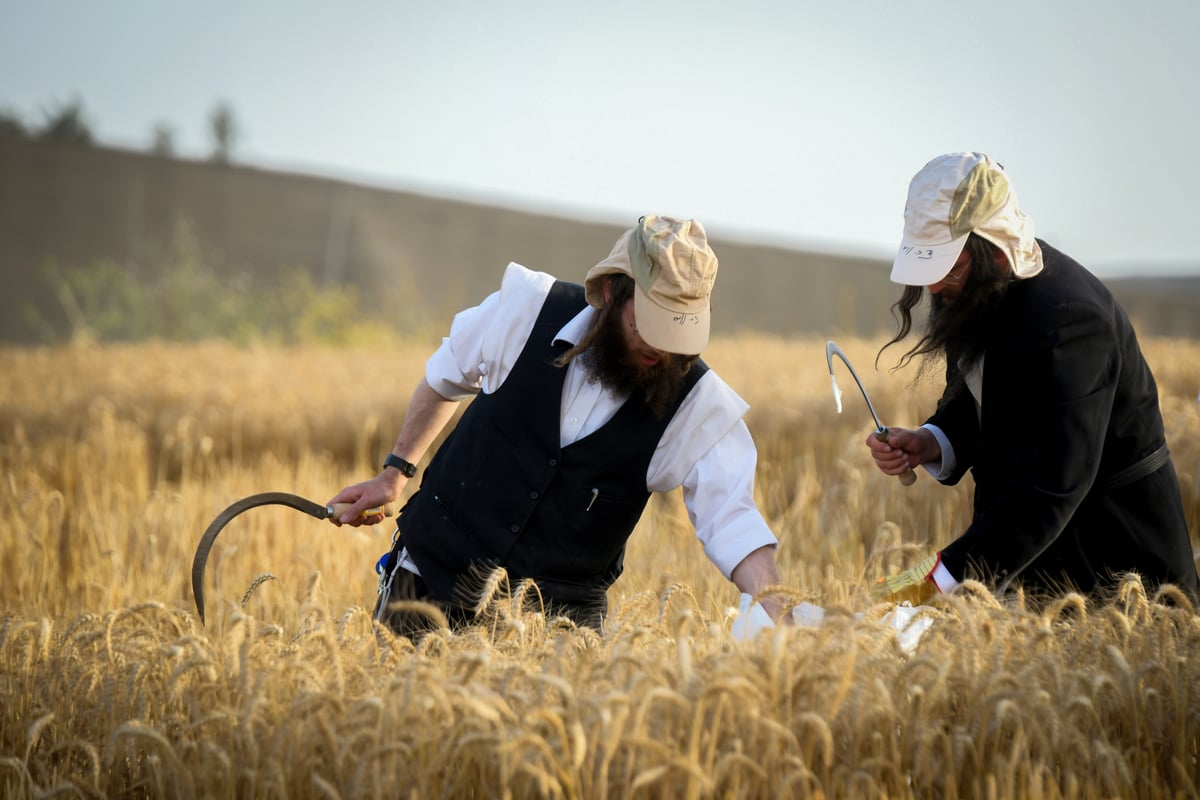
[
  {"xmin": 682, "ymin": 422, "xmax": 778, "ymax": 578},
  {"xmin": 425, "ymin": 263, "xmax": 556, "ymax": 399},
  {"xmin": 424, "ymin": 298, "xmax": 495, "ymax": 400},
  {"xmin": 648, "ymin": 372, "xmax": 778, "ymax": 579}
]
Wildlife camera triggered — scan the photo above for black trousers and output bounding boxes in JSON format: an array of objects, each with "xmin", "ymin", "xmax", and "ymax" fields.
[
  {"xmin": 373, "ymin": 566, "xmax": 477, "ymax": 640},
  {"xmin": 376, "ymin": 566, "xmax": 612, "ymax": 636}
]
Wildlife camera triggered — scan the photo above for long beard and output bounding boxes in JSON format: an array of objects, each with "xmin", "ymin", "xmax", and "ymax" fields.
[
  {"xmin": 579, "ymin": 312, "xmax": 691, "ymax": 419},
  {"xmin": 926, "ymin": 276, "xmax": 1010, "ymax": 371}
]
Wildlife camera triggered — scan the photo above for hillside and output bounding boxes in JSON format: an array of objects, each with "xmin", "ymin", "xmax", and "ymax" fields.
[
  {"xmin": 1103, "ymin": 276, "xmax": 1200, "ymax": 339},
  {"xmin": 2, "ymin": 136, "xmax": 1197, "ymax": 342}
]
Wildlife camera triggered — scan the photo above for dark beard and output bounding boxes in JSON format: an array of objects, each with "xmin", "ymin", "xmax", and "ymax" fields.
[
  {"xmin": 924, "ymin": 269, "xmax": 1012, "ymax": 407},
  {"xmin": 579, "ymin": 310, "xmax": 691, "ymax": 420},
  {"xmin": 925, "ymin": 273, "xmax": 1010, "ymax": 370}
]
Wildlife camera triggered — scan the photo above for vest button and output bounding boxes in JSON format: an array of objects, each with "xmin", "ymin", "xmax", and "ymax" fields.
[
  {"xmin": 530, "ymin": 491, "xmax": 539, "ymax": 500},
  {"xmin": 510, "ymin": 524, "xmax": 520, "ymax": 533},
  {"xmin": 548, "ymin": 458, "xmax": 557, "ymax": 467}
]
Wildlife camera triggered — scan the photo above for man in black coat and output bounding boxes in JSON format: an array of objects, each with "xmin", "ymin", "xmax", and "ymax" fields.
[{"xmin": 867, "ymin": 152, "xmax": 1199, "ymax": 605}]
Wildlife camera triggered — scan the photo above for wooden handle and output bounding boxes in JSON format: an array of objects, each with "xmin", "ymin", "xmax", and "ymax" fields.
[
  {"xmin": 327, "ymin": 502, "xmax": 396, "ymax": 519},
  {"xmin": 875, "ymin": 429, "xmax": 917, "ymax": 487}
]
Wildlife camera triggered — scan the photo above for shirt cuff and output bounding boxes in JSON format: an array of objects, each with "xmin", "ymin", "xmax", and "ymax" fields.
[
  {"xmin": 706, "ymin": 523, "xmax": 779, "ymax": 580},
  {"xmin": 920, "ymin": 423, "xmax": 956, "ymax": 480},
  {"xmin": 931, "ymin": 559, "xmax": 960, "ymax": 593}
]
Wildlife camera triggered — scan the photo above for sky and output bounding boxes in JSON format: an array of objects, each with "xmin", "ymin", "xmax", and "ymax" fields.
[{"xmin": 2, "ymin": 0, "xmax": 1198, "ymax": 277}]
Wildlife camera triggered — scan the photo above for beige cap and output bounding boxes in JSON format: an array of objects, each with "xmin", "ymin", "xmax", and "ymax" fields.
[
  {"xmin": 584, "ymin": 215, "xmax": 718, "ymax": 355},
  {"xmin": 891, "ymin": 152, "xmax": 1043, "ymax": 286}
]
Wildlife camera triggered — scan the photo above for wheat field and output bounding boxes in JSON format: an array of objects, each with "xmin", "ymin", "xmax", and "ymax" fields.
[{"xmin": 2, "ymin": 334, "xmax": 1199, "ymax": 798}]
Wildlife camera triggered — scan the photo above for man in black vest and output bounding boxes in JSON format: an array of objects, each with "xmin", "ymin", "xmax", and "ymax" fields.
[
  {"xmin": 328, "ymin": 215, "xmax": 787, "ymax": 636},
  {"xmin": 866, "ymin": 152, "xmax": 1199, "ymax": 606}
]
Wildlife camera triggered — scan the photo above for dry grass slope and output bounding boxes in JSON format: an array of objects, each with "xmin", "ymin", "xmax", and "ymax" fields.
[{"xmin": 2, "ymin": 335, "xmax": 1199, "ymax": 798}]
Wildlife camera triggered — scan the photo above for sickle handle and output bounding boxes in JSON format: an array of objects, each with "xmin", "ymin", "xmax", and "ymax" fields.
[
  {"xmin": 875, "ymin": 429, "xmax": 917, "ymax": 486},
  {"xmin": 328, "ymin": 502, "xmax": 395, "ymax": 520}
]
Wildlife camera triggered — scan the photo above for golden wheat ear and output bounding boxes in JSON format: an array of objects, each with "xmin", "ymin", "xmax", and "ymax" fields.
[
  {"xmin": 452, "ymin": 562, "xmax": 510, "ymax": 618},
  {"xmin": 381, "ymin": 599, "xmax": 450, "ymax": 632}
]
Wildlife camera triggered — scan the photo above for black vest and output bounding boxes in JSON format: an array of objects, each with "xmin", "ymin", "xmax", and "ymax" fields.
[{"xmin": 399, "ymin": 280, "xmax": 708, "ymax": 621}]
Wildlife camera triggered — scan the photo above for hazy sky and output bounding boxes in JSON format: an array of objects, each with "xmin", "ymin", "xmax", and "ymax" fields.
[{"xmin": 3, "ymin": 0, "xmax": 1197, "ymax": 276}]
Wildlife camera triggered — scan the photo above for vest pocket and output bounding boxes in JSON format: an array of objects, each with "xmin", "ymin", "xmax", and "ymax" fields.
[{"xmin": 556, "ymin": 483, "xmax": 646, "ymax": 575}]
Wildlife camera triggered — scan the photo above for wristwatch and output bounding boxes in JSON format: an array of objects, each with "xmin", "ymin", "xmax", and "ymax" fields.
[{"xmin": 383, "ymin": 453, "xmax": 418, "ymax": 478}]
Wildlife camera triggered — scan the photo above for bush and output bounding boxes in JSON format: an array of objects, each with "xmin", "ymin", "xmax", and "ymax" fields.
[{"xmin": 24, "ymin": 222, "xmax": 401, "ymax": 347}]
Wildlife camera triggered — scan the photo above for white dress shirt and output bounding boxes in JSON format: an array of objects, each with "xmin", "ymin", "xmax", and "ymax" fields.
[{"xmin": 411, "ymin": 262, "xmax": 778, "ymax": 579}]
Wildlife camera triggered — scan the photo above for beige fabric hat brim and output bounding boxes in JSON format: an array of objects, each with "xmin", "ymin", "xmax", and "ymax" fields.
[
  {"xmin": 890, "ymin": 232, "xmax": 971, "ymax": 286},
  {"xmin": 632, "ymin": 283, "xmax": 710, "ymax": 356}
]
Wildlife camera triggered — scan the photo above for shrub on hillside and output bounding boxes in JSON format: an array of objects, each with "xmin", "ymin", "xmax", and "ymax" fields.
[{"xmin": 24, "ymin": 224, "xmax": 399, "ymax": 346}]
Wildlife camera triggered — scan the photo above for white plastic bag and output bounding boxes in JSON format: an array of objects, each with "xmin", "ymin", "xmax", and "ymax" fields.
[
  {"xmin": 730, "ymin": 593, "xmax": 775, "ymax": 640},
  {"xmin": 731, "ymin": 593, "xmax": 933, "ymax": 653}
]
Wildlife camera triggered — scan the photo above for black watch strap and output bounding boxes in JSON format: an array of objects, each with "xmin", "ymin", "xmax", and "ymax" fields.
[{"xmin": 383, "ymin": 453, "xmax": 418, "ymax": 478}]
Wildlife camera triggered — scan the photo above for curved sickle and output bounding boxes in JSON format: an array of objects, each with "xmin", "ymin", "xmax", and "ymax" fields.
[
  {"xmin": 825, "ymin": 340, "xmax": 885, "ymax": 430},
  {"xmin": 825, "ymin": 340, "xmax": 916, "ymax": 486},
  {"xmin": 192, "ymin": 492, "xmax": 330, "ymax": 624}
]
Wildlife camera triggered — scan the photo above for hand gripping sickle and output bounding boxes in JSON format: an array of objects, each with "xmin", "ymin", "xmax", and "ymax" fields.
[
  {"xmin": 825, "ymin": 340, "xmax": 916, "ymax": 486},
  {"xmin": 191, "ymin": 492, "xmax": 393, "ymax": 624}
]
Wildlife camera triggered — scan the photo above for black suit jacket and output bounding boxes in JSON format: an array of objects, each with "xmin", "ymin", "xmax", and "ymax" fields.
[{"xmin": 930, "ymin": 241, "xmax": 1198, "ymax": 598}]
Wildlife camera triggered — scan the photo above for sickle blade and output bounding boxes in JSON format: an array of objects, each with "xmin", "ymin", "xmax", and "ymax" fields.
[
  {"xmin": 192, "ymin": 492, "xmax": 329, "ymax": 624},
  {"xmin": 825, "ymin": 339, "xmax": 917, "ymax": 486},
  {"xmin": 825, "ymin": 340, "xmax": 885, "ymax": 432}
]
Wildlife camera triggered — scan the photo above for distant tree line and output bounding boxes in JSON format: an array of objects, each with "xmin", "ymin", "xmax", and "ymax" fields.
[{"xmin": 0, "ymin": 96, "xmax": 241, "ymax": 163}]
